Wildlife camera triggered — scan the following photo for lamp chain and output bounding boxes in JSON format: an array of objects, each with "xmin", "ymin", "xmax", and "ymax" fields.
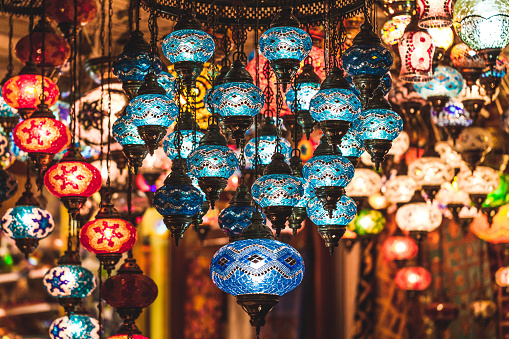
[
  {"xmin": 253, "ymin": 0, "xmax": 260, "ymax": 178},
  {"xmin": 40, "ymin": 0, "xmax": 46, "ymax": 103},
  {"xmin": 262, "ymin": 61, "xmax": 273, "ymax": 118},
  {"xmin": 275, "ymin": 80, "xmax": 283, "ymax": 153},
  {"xmin": 3, "ymin": 14, "xmax": 14, "ymax": 82},
  {"xmin": 99, "ymin": 0, "xmax": 106, "ymax": 176},
  {"xmin": 106, "ymin": 0, "xmax": 113, "ymax": 189},
  {"xmin": 97, "ymin": 263, "xmax": 103, "ymax": 339}
]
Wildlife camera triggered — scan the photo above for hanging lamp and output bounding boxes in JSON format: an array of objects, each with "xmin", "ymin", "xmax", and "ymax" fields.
[
  {"xmin": 218, "ymin": 183, "xmax": 256, "ymax": 242},
  {"xmin": 338, "ymin": 129, "xmax": 364, "ymax": 166},
  {"xmin": 113, "ymin": 115, "xmax": 149, "ymax": 171},
  {"xmin": 49, "ymin": 312, "xmax": 100, "ymax": 339},
  {"xmin": 288, "ymin": 154, "xmax": 311, "ymax": 235},
  {"xmin": 450, "ymin": 43, "xmax": 487, "ymax": 88},
  {"xmin": 417, "ymin": 0, "xmax": 453, "ymax": 28},
  {"xmin": 163, "ymin": 108, "xmax": 203, "ymax": 160},
  {"xmin": 457, "ymin": 166, "xmax": 500, "ymax": 210}
]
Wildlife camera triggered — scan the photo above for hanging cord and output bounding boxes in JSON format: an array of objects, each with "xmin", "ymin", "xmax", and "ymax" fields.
[
  {"xmin": 174, "ymin": 79, "xmax": 184, "ymax": 157},
  {"xmin": 275, "ymin": 81, "xmax": 283, "ymax": 154},
  {"xmin": 262, "ymin": 62, "xmax": 273, "ymax": 118},
  {"xmin": 135, "ymin": 0, "xmax": 141, "ymax": 31},
  {"xmin": 70, "ymin": 0, "xmax": 79, "ymax": 144},
  {"xmin": 40, "ymin": 0, "xmax": 47, "ymax": 104},
  {"xmin": 99, "ymin": 0, "xmax": 106, "ymax": 173},
  {"xmin": 4, "ymin": 14, "xmax": 14, "ymax": 81},
  {"xmin": 97, "ymin": 262, "xmax": 103, "ymax": 339},
  {"xmin": 28, "ymin": 0, "xmax": 35, "ymax": 64},
  {"xmin": 324, "ymin": 0, "xmax": 330, "ymax": 74},
  {"xmin": 292, "ymin": 76, "xmax": 300, "ymax": 154},
  {"xmin": 148, "ymin": 5, "xmax": 158, "ymax": 71},
  {"xmin": 128, "ymin": 0, "xmax": 134, "ymax": 34},
  {"xmin": 106, "ymin": 0, "xmax": 113, "ymax": 189}
]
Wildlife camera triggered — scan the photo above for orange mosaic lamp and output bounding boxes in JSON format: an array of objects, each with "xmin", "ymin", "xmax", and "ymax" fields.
[
  {"xmin": 470, "ymin": 204, "xmax": 509, "ymax": 244},
  {"xmin": 395, "ymin": 266, "xmax": 432, "ymax": 291},
  {"xmin": 80, "ymin": 194, "xmax": 137, "ymax": 274},
  {"xmin": 382, "ymin": 235, "xmax": 418, "ymax": 263},
  {"xmin": 12, "ymin": 102, "xmax": 70, "ymax": 174},
  {"xmin": 44, "ymin": 145, "xmax": 102, "ymax": 218},
  {"xmin": 2, "ymin": 62, "xmax": 59, "ymax": 119}
]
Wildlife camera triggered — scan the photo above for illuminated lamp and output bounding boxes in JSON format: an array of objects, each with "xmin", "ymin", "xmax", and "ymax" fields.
[
  {"xmin": 458, "ymin": 84, "xmax": 489, "ymax": 122},
  {"xmin": 455, "ymin": 127, "xmax": 493, "ymax": 171},
  {"xmin": 13, "ymin": 102, "xmax": 70, "ymax": 174},
  {"xmin": 369, "ymin": 193, "xmax": 389, "ymax": 210},
  {"xmin": 49, "ymin": 314, "xmax": 100, "ymax": 339},
  {"xmin": 218, "ymin": 184, "xmax": 256, "ymax": 241},
  {"xmin": 384, "ymin": 175, "xmax": 418, "ymax": 205},
  {"xmin": 395, "ymin": 266, "xmax": 432, "ymax": 291},
  {"xmin": 342, "ymin": 21, "xmax": 393, "ymax": 105},
  {"xmin": 43, "ymin": 250, "xmax": 96, "ymax": 313},
  {"xmin": 408, "ymin": 155, "xmax": 454, "ymax": 201},
  {"xmin": 435, "ymin": 101, "xmax": 472, "ymax": 143},
  {"xmin": 44, "ymin": 145, "xmax": 102, "ymax": 218},
  {"xmin": 470, "ymin": 204, "xmax": 509, "ymax": 243},
  {"xmin": 2, "ymin": 62, "xmax": 59, "ymax": 118},
  {"xmin": 339, "ymin": 129, "xmax": 364, "ymax": 166},
  {"xmin": 457, "ymin": 166, "xmax": 499, "ymax": 210},
  {"xmin": 417, "ymin": 0, "xmax": 453, "ymax": 28},
  {"xmin": 345, "ymin": 168, "xmax": 382, "ymax": 201},
  {"xmin": 163, "ymin": 109, "xmax": 203, "ymax": 160},
  {"xmin": 15, "ymin": 19, "xmax": 70, "ymax": 69},
  {"xmin": 285, "ymin": 64, "xmax": 321, "ymax": 139},
  {"xmin": 108, "ymin": 322, "xmax": 149, "ymax": 339},
  {"xmin": 259, "ymin": 7, "xmax": 312, "ymax": 87},
  {"xmin": 0, "ymin": 87, "xmax": 20, "ymax": 134},
  {"xmin": 103, "ymin": 257, "xmax": 158, "ymax": 329},
  {"xmin": 46, "ymin": 0, "xmax": 98, "ymax": 37},
  {"xmin": 112, "ymin": 115, "xmax": 149, "ymax": 170},
  {"xmin": 348, "ymin": 209, "xmax": 385, "ymax": 237},
  {"xmin": 425, "ymin": 301, "xmax": 460, "ymax": 334},
  {"xmin": 80, "ymin": 195, "xmax": 137, "ymax": 273},
  {"xmin": 395, "ymin": 192, "xmax": 442, "ymax": 240},
  {"xmin": 458, "ymin": 206, "xmax": 478, "ymax": 235},
  {"xmin": 381, "ymin": 15, "xmax": 412, "ymax": 45},
  {"xmin": 453, "ymin": 0, "xmax": 509, "ymax": 68},
  {"xmin": 469, "ymin": 299, "xmax": 497, "ymax": 325},
  {"xmin": 162, "ymin": 12, "xmax": 215, "ymax": 88},
  {"xmin": 495, "ymin": 266, "xmax": 509, "ymax": 287},
  {"xmin": 382, "ymin": 235, "xmax": 418, "ymax": 264},
  {"xmin": 450, "ymin": 43, "xmax": 486, "ymax": 87},
  {"xmin": 480, "ymin": 56, "xmax": 506, "ymax": 96},
  {"xmin": 1, "ymin": 181, "xmax": 55, "ymax": 258},
  {"xmin": 289, "ymin": 155, "xmax": 311, "ymax": 235},
  {"xmin": 398, "ymin": 14, "xmax": 435, "ymax": 82}
]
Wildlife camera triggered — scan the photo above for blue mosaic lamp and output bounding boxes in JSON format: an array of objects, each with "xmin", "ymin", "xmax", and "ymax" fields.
[
  {"xmin": 210, "ymin": 210, "xmax": 304, "ymax": 336},
  {"xmin": 339, "ymin": 129, "xmax": 364, "ymax": 166},
  {"xmin": 285, "ymin": 64, "xmax": 321, "ymax": 139},
  {"xmin": 218, "ymin": 184, "xmax": 256, "ymax": 241},
  {"xmin": 307, "ymin": 195, "xmax": 357, "ymax": 254},
  {"xmin": 1, "ymin": 182, "xmax": 55, "ymax": 257},
  {"xmin": 153, "ymin": 158, "xmax": 203, "ymax": 245},
  {"xmin": 210, "ymin": 60, "xmax": 264, "ymax": 145},
  {"xmin": 0, "ymin": 88, "xmax": 20, "ymax": 134},
  {"xmin": 112, "ymin": 115, "xmax": 148, "ymax": 170},
  {"xmin": 380, "ymin": 73, "xmax": 393, "ymax": 95},
  {"xmin": 43, "ymin": 250, "xmax": 96, "ymax": 313},
  {"xmin": 303, "ymin": 134, "xmax": 355, "ymax": 216},
  {"xmin": 309, "ymin": 67, "xmax": 362, "ymax": 146},
  {"xmin": 162, "ymin": 12, "xmax": 215, "ymax": 87},
  {"xmin": 251, "ymin": 152, "xmax": 304, "ymax": 236},
  {"xmin": 342, "ymin": 21, "xmax": 393, "ymax": 105},
  {"xmin": 435, "ymin": 101, "xmax": 472, "ymax": 142},
  {"xmin": 244, "ymin": 117, "xmax": 292, "ymax": 171},
  {"xmin": 187, "ymin": 122, "xmax": 239, "ymax": 209},
  {"xmin": 49, "ymin": 314, "xmax": 100, "ymax": 339},
  {"xmin": 354, "ymin": 88, "xmax": 403, "ymax": 171},
  {"xmin": 413, "ymin": 66, "xmax": 464, "ymax": 113},
  {"xmin": 112, "ymin": 30, "xmax": 163, "ymax": 99},
  {"xmin": 127, "ymin": 73, "xmax": 179, "ymax": 155},
  {"xmin": 163, "ymin": 108, "xmax": 203, "ymax": 160},
  {"xmin": 480, "ymin": 57, "xmax": 506, "ymax": 97},
  {"xmin": 259, "ymin": 7, "xmax": 312, "ymax": 87},
  {"xmin": 157, "ymin": 71, "xmax": 178, "ymax": 98}
]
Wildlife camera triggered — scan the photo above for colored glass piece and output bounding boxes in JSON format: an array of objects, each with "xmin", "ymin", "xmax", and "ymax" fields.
[
  {"xmin": 49, "ymin": 315, "xmax": 100, "ymax": 339},
  {"xmin": 44, "ymin": 157, "xmax": 102, "ymax": 198},
  {"xmin": 381, "ymin": 16, "xmax": 412, "ymax": 45},
  {"xmin": 13, "ymin": 117, "xmax": 71, "ymax": 154},
  {"xmin": 285, "ymin": 82, "xmax": 321, "ymax": 112},
  {"xmin": 395, "ymin": 266, "xmax": 432, "ymax": 290},
  {"xmin": 210, "ymin": 82, "xmax": 264, "ymax": 117},
  {"xmin": 162, "ymin": 29, "xmax": 215, "ymax": 64},
  {"xmin": 413, "ymin": 66, "xmax": 464, "ymax": 99},
  {"xmin": 354, "ymin": 108, "xmax": 403, "ymax": 141},
  {"xmin": 245, "ymin": 135, "xmax": 292, "ymax": 166},
  {"xmin": 2, "ymin": 74, "xmax": 59, "ymax": 111},
  {"xmin": 309, "ymin": 88, "xmax": 362, "ymax": 122},
  {"xmin": 349, "ymin": 209, "xmax": 385, "ymax": 236},
  {"xmin": 126, "ymin": 94, "xmax": 178, "ymax": 128},
  {"xmin": 80, "ymin": 218, "xmax": 137, "ymax": 254},
  {"xmin": 457, "ymin": 166, "xmax": 500, "ymax": 194},
  {"xmin": 252, "ymin": 174, "xmax": 304, "ymax": 208},
  {"xmin": 112, "ymin": 115, "xmax": 145, "ymax": 146},
  {"xmin": 153, "ymin": 184, "xmax": 203, "ymax": 216},
  {"xmin": 259, "ymin": 27, "xmax": 312, "ymax": 62},
  {"xmin": 163, "ymin": 130, "xmax": 204, "ymax": 160},
  {"xmin": 210, "ymin": 238, "xmax": 304, "ymax": 296},
  {"xmin": 450, "ymin": 43, "xmax": 486, "ymax": 69},
  {"xmin": 188, "ymin": 145, "xmax": 239, "ymax": 179},
  {"xmin": 1, "ymin": 206, "xmax": 55, "ymax": 239},
  {"xmin": 303, "ymin": 154, "xmax": 355, "ymax": 189},
  {"xmin": 43, "ymin": 264, "xmax": 96, "ymax": 298},
  {"xmin": 307, "ymin": 195, "xmax": 357, "ymax": 226}
]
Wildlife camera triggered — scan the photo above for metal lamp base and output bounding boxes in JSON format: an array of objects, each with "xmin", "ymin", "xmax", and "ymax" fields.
[
  {"xmin": 174, "ymin": 61, "xmax": 204, "ymax": 89},
  {"xmin": 319, "ymin": 120, "xmax": 351, "ymax": 146},
  {"xmin": 137, "ymin": 125, "xmax": 167, "ymax": 155},
  {"xmin": 96, "ymin": 253, "xmax": 123, "ymax": 275},
  {"xmin": 236, "ymin": 294, "xmax": 279, "ymax": 337},
  {"xmin": 363, "ymin": 139, "xmax": 392, "ymax": 171},
  {"xmin": 122, "ymin": 144, "xmax": 149, "ymax": 171},
  {"xmin": 14, "ymin": 238, "xmax": 39, "ymax": 259},
  {"xmin": 270, "ymin": 58, "xmax": 300, "ymax": 90},
  {"xmin": 317, "ymin": 225, "xmax": 347, "ymax": 255},
  {"xmin": 222, "ymin": 115, "xmax": 254, "ymax": 147},
  {"xmin": 263, "ymin": 205, "xmax": 293, "ymax": 237},
  {"xmin": 198, "ymin": 177, "xmax": 228, "ymax": 210},
  {"xmin": 163, "ymin": 215, "xmax": 193, "ymax": 246},
  {"xmin": 315, "ymin": 186, "xmax": 346, "ymax": 217}
]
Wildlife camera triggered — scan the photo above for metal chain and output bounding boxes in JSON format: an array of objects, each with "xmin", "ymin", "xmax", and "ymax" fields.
[
  {"xmin": 232, "ymin": 0, "xmax": 247, "ymax": 62},
  {"xmin": 292, "ymin": 76, "xmax": 300, "ymax": 152},
  {"xmin": 71, "ymin": 0, "xmax": 79, "ymax": 144},
  {"xmin": 99, "ymin": 0, "xmax": 106, "ymax": 175},
  {"xmin": 220, "ymin": 34, "xmax": 231, "ymax": 68},
  {"xmin": 262, "ymin": 61, "xmax": 273, "ymax": 118},
  {"xmin": 127, "ymin": 166, "xmax": 134, "ymax": 258},
  {"xmin": 148, "ymin": 6, "xmax": 158, "ymax": 71},
  {"xmin": 173, "ymin": 78, "xmax": 183, "ymax": 156},
  {"xmin": 97, "ymin": 263, "xmax": 103, "ymax": 339},
  {"xmin": 40, "ymin": 0, "xmax": 46, "ymax": 103},
  {"xmin": 5, "ymin": 15, "xmax": 14, "ymax": 80},
  {"xmin": 275, "ymin": 81, "xmax": 283, "ymax": 154},
  {"xmin": 106, "ymin": 0, "xmax": 113, "ymax": 188}
]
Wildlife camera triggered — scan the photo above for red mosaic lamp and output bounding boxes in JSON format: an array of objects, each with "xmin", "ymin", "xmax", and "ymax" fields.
[
  {"xmin": 382, "ymin": 235, "xmax": 418, "ymax": 265},
  {"xmin": 394, "ymin": 266, "xmax": 432, "ymax": 291},
  {"xmin": 44, "ymin": 144, "xmax": 102, "ymax": 218},
  {"xmin": 2, "ymin": 62, "xmax": 59, "ymax": 119},
  {"xmin": 13, "ymin": 102, "xmax": 70, "ymax": 174},
  {"xmin": 80, "ymin": 192, "xmax": 137, "ymax": 274},
  {"xmin": 46, "ymin": 0, "xmax": 98, "ymax": 39}
]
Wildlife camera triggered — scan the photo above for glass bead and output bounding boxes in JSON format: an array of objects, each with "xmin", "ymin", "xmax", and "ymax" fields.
[
  {"xmin": 251, "ymin": 174, "xmax": 304, "ymax": 208},
  {"xmin": 188, "ymin": 145, "xmax": 239, "ymax": 179},
  {"xmin": 210, "ymin": 82, "xmax": 264, "ymax": 117},
  {"xmin": 162, "ymin": 29, "xmax": 215, "ymax": 64},
  {"xmin": 259, "ymin": 27, "xmax": 312, "ymax": 62},
  {"xmin": 1, "ymin": 206, "xmax": 55, "ymax": 239},
  {"xmin": 303, "ymin": 154, "xmax": 355, "ymax": 189},
  {"xmin": 307, "ymin": 195, "xmax": 357, "ymax": 226},
  {"xmin": 153, "ymin": 184, "xmax": 203, "ymax": 217},
  {"xmin": 309, "ymin": 88, "xmax": 361, "ymax": 122},
  {"xmin": 43, "ymin": 264, "xmax": 96, "ymax": 298}
]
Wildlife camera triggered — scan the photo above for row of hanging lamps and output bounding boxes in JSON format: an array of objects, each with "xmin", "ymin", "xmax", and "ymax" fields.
[{"xmin": 210, "ymin": 210, "xmax": 304, "ymax": 338}]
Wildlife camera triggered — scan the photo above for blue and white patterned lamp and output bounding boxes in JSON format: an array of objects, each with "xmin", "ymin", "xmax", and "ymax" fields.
[
  {"xmin": 43, "ymin": 251, "xmax": 96, "ymax": 313},
  {"xmin": 112, "ymin": 115, "xmax": 148, "ymax": 169},
  {"xmin": 157, "ymin": 71, "xmax": 178, "ymax": 98},
  {"xmin": 164, "ymin": 130, "xmax": 204, "ymax": 160},
  {"xmin": 187, "ymin": 123, "xmax": 238, "ymax": 209},
  {"xmin": 218, "ymin": 184, "xmax": 256, "ymax": 240},
  {"xmin": 259, "ymin": 7, "xmax": 312, "ymax": 87},
  {"xmin": 1, "ymin": 185, "xmax": 55, "ymax": 257},
  {"xmin": 354, "ymin": 88, "xmax": 403, "ymax": 171},
  {"xmin": 435, "ymin": 101, "xmax": 473, "ymax": 142},
  {"xmin": 162, "ymin": 12, "xmax": 215, "ymax": 87},
  {"xmin": 154, "ymin": 158, "xmax": 204, "ymax": 245},
  {"xmin": 244, "ymin": 117, "xmax": 292, "ymax": 171},
  {"xmin": 251, "ymin": 152, "xmax": 304, "ymax": 236},
  {"xmin": 413, "ymin": 66, "xmax": 464, "ymax": 113},
  {"xmin": 210, "ymin": 60, "xmax": 264, "ymax": 145},
  {"xmin": 303, "ymin": 135, "xmax": 355, "ymax": 216},
  {"xmin": 342, "ymin": 21, "xmax": 393, "ymax": 105},
  {"xmin": 49, "ymin": 314, "xmax": 100, "ymax": 339},
  {"xmin": 112, "ymin": 30, "xmax": 163, "ymax": 99},
  {"xmin": 211, "ymin": 210, "xmax": 304, "ymax": 336},
  {"xmin": 307, "ymin": 195, "xmax": 357, "ymax": 254},
  {"xmin": 339, "ymin": 129, "xmax": 364, "ymax": 166},
  {"xmin": 285, "ymin": 64, "xmax": 321, "ymax": 139},
  {"xmin": 309, "ymin": 67, "xmax": 362, "ymax": 145}
]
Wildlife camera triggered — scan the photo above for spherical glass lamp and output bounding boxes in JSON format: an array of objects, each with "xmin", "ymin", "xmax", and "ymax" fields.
[
  {"xmin": 455, "ymin": 127, "xmax": 493, "ymax": 171},
  {"xmin": 158, "ymin": 71, "xmax": 178, "ymax": 98},
  {"xmin": 49, "ymin": 314, "xmax": 100, "ymax": 339},
  {"xmin": 339, "ymin": 130, "xmax": 364, "ymax": 165},
  {"xmin": 163, "ymin": 130, "xmax": 203, "ymax": 160},
  {"xmin": 210, "ymin": 60, "xmax": 264, "ymax": 144},
  {"xmin": 187, "ymin": 123, "xmax": 239, "ymax": 209},
  {"xmin": 162, "ymin": 12, "xmax": 215, "ymax": 87},
  {"xmin": 342, "ymin": 21, "xmax": 393, "ymax": 104},
  {"xmin": 457, "ymin": 166, "xmax": 500, "ymax": 209},
  {"xmin": 382, "ymin": 236, "xmax": 418, "ymax": 262},
  {"xmin": 396, "ymin": 199, "xmax": 443, "ymax": 240},
  {"xmin": 112, "ymin": 115, "xmax": 148, "ymax": 169},
  {"xmin": 259, "ymin": 7, "xmax": 312, "ymax": 86},
  {"xmin": 481, "ymin": 56, "xmax": 506, "ymax": 95},
  {"xmin": 417, "ymin": 0, "xmax": 453, "ymax": 28},
  {"xmin": 44, "ymin": 146, "xmax": 102, "ymax": 218},
  {"xmin": 346, "ymin": 168, "xmax": 382, "ymax": 198},
  {"xmin": 303, "ymin": 135, "xmax": 355, "ymax": 215},
  {"xmin": 384, "ymin": 175, "xmax": 418, "ymax": 204},
  {"xmin": 80, "ymin": 198, "xmax": 137, "ymax": 273},
  {"xmin": 408, "ymin": 156, "xmax": 455, "ymax": 200},
  {"xmin": 398, "ymin": 15, "xmax": 436, "ymax": 82},
  {"xmin": 381, "ymin": 16, "xmax": 412, "ymax": 45},
  {"xmin": 496, "ymin": 266, "xmax": 509, "ymax": 287},
  {"xmin": 1, "ymin": 187, "xmax": 55, "ymax": 258},
  {"xmin": 154, "ymin": 159, "xmax": 204, "ymax": 244},
  {"xmin": 395, "ymin": 266, "xmax": 432, "ymax": 290},
  {"xmin": 349, "ymin": 209, "xmax": 386, "ymax": 236},
  {"xmin": 427, "ymin": 27, "xmax": 454, "ymax": 51},
  {"xmin": 453, "ymin": 0, "xmax": 509, "ymax": 67},
  {"xmin": 46, "ymin": 0, "xmax": 98, "ymax": 28},
  {"xmin": 309, "ymin": 67, "xmax": 362, "ymax": 145},
  {"xmin": 435, "ymin": 101, "xmax": 473, "ymax": 142},
  {"xmin": 307, "ymin": 195, "xmax": 357, "ymax": 253},
  {"xmin": 218, "ymin": 184, "xmax": 256, "ymax": 241},
  {"xmin": 2, "ymin": 71, "xmax": 60, "ymax": 118},
  {"xmin": 450, "ymin": 43, "xmax": 487, "ymax": 87},
  {"xmin": 354, "ymin": 88, "xmax": 403, "ymax": 170},
  {"xmin": 43, "ymin": 251, "xmax": 96, "ymax": 313}
]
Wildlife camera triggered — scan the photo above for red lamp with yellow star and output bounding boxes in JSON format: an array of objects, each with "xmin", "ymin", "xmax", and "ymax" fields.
[
  {"xmin": 44, "ymin": 144, "xmax": 102, "ymax": 218},
  {"xmin": 13, "ymin": 102, "xmax": 71, "ymax": 174},
  {"xmin": 80, "ymin": 192, "xmax": 137, "ymax": 274}
]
